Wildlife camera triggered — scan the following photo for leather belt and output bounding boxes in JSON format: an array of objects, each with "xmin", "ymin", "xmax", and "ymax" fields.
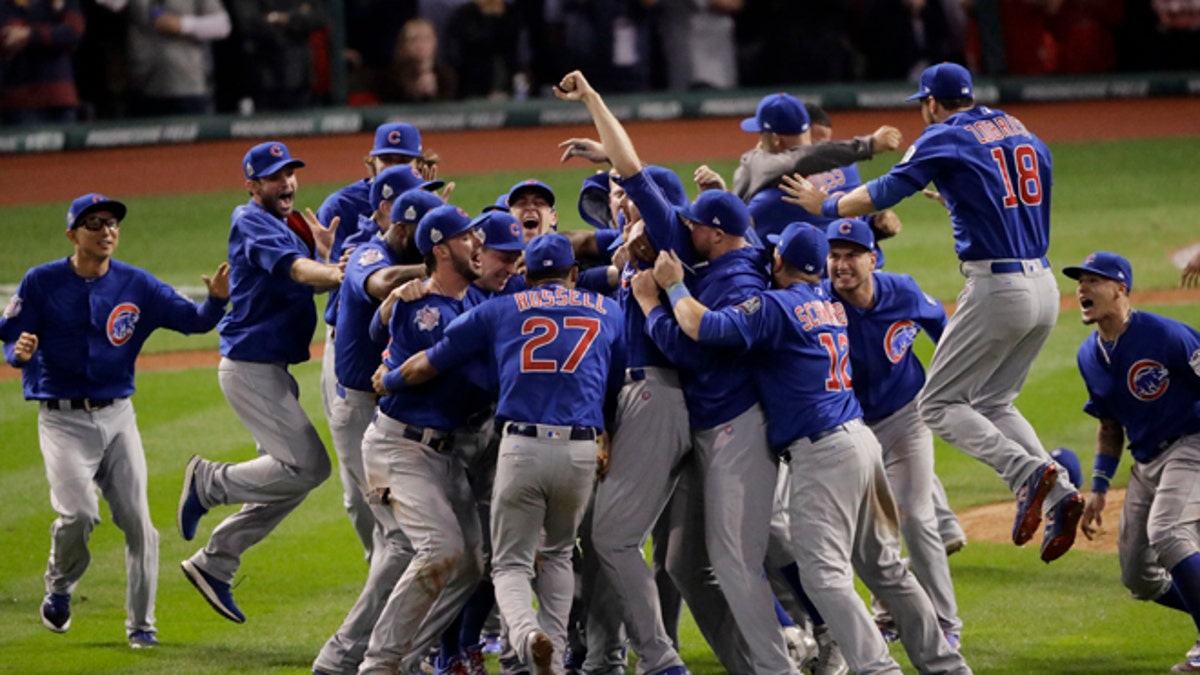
[
  {"xmin": 43, "ymin": 398, "xmax": 118, "ymax": 412},
  {"xmin": 505, "ymin": 423, "xmax": 598, "ymax": 441}
]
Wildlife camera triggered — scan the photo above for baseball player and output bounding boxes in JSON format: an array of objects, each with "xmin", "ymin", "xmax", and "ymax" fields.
[
  {"xmin": 727, "ymin": 92, "xmax": 902, "ymax": 241},
  {"xmin": 823, "ymin": 218, "xmax": 963, "ymax": 645},
  {"xmin": 356, "ymin": 204, "xmax": 487, "ymax": 675},
  {"xmin": 177, "ymin": 141, "xmax": 344, "ymax": 623},
  {"xmin": 556, "ymin": 69, "xmax": 767, "ymax": 674},
  {"xmin": 783, "ymin": 62, "xmax": 1084, "ymax": 562},
  {"xmin": 1, "ymin": 193, "xmax": 230, "ymax": 648},
  {"xmin": 398, "ymin": 233, "xmax": 626, "ymax": 675},
  {"xmin": 314, "ymin": 123, "xmax": 442, "ymax": 557},
  {"xmin": 1065, "ymin": 252, "xmax": 1200, "ymax": 673},
  {"xmin": 634, "ymin": 222, "xmax": 971, "ymax": 675},
  {"xmin": 506, "ymin": 179, "xmax": 558, "ymax": 243},
  {"xmin": 310, "ymin": 188, "xmax": 446, "ymax": 675}
]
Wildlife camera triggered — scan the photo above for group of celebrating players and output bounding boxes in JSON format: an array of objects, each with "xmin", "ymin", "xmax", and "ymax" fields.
[{"xmin": 7, "ymin": 63, "xmax": 1200, "ymax": 675}]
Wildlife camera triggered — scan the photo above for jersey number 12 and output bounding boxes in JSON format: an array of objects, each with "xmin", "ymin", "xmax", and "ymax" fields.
[{"xmin": 819, "ymin": 333, "xmax": 852, "ymax": 392}]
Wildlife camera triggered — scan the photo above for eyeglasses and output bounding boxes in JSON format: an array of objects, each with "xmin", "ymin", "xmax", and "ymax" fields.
[{"xmin": 77, "ymin": 215, "xmax": 121, "ymax": 231}]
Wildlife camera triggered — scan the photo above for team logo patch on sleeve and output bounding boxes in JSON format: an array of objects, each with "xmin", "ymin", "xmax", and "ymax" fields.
[
  {"xmin": 900, "ymin": 144, "xmax": 917, "ymax": 164},
  {"xmin": 884, "ymin": 320, "xmax": 919, "ymax": 363},
  {"xmin": 358, "ymin": 248, "xmax": 384, "ymax": 267},
  {"xmin": 107, "ymin": 303, "xmax": 141, "ymax": 346},
  {"xmin": 414, "ymin": 304, "xmax": 441, "ymax": 332},
  {"xmin": 1127, "ymin": 359, "xmax": 1169, "ymax": 401},
  {"xmin": 3, "ymin": 295, "xmax": 21, "ymax": 319},
  {"xmin": 736, "ymin": 296, "xmax": 762, "ymax": 315}
]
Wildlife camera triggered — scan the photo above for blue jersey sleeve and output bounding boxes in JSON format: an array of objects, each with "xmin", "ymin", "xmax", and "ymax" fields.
[
  {"xmin": 149, "ymin": 276, "xmax": 226, "ymax": 336},
  {"xmin": 901, "ymin": 276, "xmax": 947, "ymax": 344},
  {"xmin": 0, "ymin": 271, "xmax": 43, "ymax": 364},
  {"xmin": 577, "ymin": 266, "xmax": 616, "ymax": 295},
  {"xmin": 617, "ymin": 170, "xmax": 693, "ymax": 267},
  {"xmin": 239, "ymin": 209, "xmax": 303, "ymax": 280},
  {"xmin": 427, "ymin": 303, "xmax": 494, "ymax": 374}
]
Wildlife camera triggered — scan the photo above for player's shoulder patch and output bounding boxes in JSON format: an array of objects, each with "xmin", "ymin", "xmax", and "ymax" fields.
[
  {"xmin": 923, "ymin": 292, "xmax": 939, "ymax": 307},
  {"xmin": 3, "ymin": 294, "xmax": 21, "ymax": 320},
  {"xmin": 358, "ymin": 247, "xmax": 384, "ymax": 267},
  {"xmin": 735, "ymin": 296, "xmax": 762, "ymax": 315},
  {"xmin": 899, "ymin": 144, "xmax": 917, "ymax": 165},
  {"xmin": 1127, "ymin": 359, "xmax": 1170, "ymax": 401},
  {"xmin": 413, "ymin": 304, "xmax": 441, "ymax": 332}
]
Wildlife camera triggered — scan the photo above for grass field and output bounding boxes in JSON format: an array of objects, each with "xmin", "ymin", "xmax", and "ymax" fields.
[{"xmin": 1, "ymin": 135, "xmax": 1199, "ymax": 673}]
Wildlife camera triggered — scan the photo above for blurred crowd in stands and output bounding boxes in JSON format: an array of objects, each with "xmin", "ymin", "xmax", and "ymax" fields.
[{"xmin": 1, "ymin": 0, "xmax": 1199, "ymax": 126}]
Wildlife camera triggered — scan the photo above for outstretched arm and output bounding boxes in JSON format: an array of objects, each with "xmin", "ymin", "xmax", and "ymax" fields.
[{"xmin": 554, "ymin": 71, "xmax": 643, "ymax": 179}]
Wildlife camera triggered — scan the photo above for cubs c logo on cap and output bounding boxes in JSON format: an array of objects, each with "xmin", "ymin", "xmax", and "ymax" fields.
[
  {"xmin": 107, "ymin": 303, "xmax": 141, "ymax": 346},
  {"xmin": 388, "ymin": 129, "xmax": 402, "ymax": 145},
  {"xmin": 269, "ymin": 144, "xmax": 284, "ymax": 157},
  {"xmin": 1128, "ymin": 360, "xmax": 1169, "ymax": 401},
  {"xmin": 510, "ymin": 221, "xmax": 521, "ymax": 238},
  {"xmin": 1084, "ymin": 253, "xmax": 1097, "ymax": 265},
  {"xmin": 838, "ymin": 220, "xmax": 854, "ymax": 235},
  {"xmin": 884, "ymin": 320, "xmax": 918, "ymax": 364}
]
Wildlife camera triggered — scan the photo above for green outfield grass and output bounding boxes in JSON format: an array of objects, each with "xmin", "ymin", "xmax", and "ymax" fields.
[{"xmin": 1, "ymin": 135, "xmax": 1199, "ymax": 672}]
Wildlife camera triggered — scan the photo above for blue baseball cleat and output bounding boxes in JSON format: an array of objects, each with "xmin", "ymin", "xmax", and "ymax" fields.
[
  {"xmin": 40, "ymin": 593, "xmax": 71, "ymax": 633},
  {"xmin": 1040, "ymin": 492, "xmax": 1085, "ymax": 563},
  {"xmin": 181, "ymin": 560, "xmax": 245, "ymax": 623},
  {"xmin": 129, "ymin": 629, "xmax": 159, "ymax": 649},
  {"xmin": 1013, "ymin": 462, "xmax": 1058, "ymax": 546},
  {"xmin": 177, "ymin": 455, "xmax": 209, "ymax": 541}
]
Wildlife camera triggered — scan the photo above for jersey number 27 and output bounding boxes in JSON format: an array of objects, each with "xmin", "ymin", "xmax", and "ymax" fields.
[
  {"xmin": 990, "ymin": 144, "xmax": 1043, "ymax": 208},
  {"xmin": 520, "ymin": 317, "xmax": 600, "ymax": 373}
]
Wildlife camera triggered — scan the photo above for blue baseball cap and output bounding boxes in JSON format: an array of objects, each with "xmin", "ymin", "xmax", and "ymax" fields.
[
  {"xmin": 1062, "ymin": 251, "xmax": 1133, "ymax": 291},
  {"xmin": 482, "ymin": 193, "xmax": 511, "ymax": 214},
  {"xmin": 674, "ymin": 190, "xmax": 750, "ymax": 237},
  {"xmin": 740, "ymin": 93, "xmax": 810, "ymax": 135},
  {"xmin": 243, "ymin": 141, "xmax": 305, "ymax": 180},
  {"xmin": 578, "ymin": 173, "xmax": 614, "ymax": 229},
  {"xmin": 371, "ymin": 165, "xmax": 444, "ymax": 210},
  {"xmin": 906, "ymin": 62, "xmax": 974, "ymax": 101},
  {"xmin": 472, "ymin": 211, "xmax": 525, "ymax": 252},
  {"xmin": 391, "ymin": 188, "xmax": 444, "ymax": 226},
  {"xmin": 66, "ymin": 192, "xmax": 126, "ymax": 230},
  {"xmin": 416, "ymin": 205, "xmax": 473, "ymax": 256},
  {"xmin": 825, "ymin": 218, "xmax": 876, "ymax": 251},
  {"xmin": 525, "ymin": 233, "xmax": 575, "ymax": 271},
  {"xmin": 507, "ymin": 179, "xmax": 556, "ymax": 209},
  {"xmin": 644, "ymin": 165, "xmax": 688, "ymax": 208},
  {"xmin": 1050, "ymin": 448, "xmax": 1083, "ymax": 489},
  {"xmin": 369, "ymin": 122, "xmax": 422, "ymax": 157},
  {"xmin": 768, "ymin": 222, "xmax": 828, "ymax": 275}
]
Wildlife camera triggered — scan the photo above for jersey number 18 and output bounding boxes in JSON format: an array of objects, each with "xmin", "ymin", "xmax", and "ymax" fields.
[{"xmin": 990, "ymin": 144, "xmax": 1043, "ymax": 208}]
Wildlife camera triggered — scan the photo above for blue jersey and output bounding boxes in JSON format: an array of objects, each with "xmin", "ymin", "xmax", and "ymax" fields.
[
  {"xmin": 465, "ymin": 275, "xmax": 526, "ymax": 309},
  {"xmin": 379, "ymin": 292, "xmax": 486, "ymax": 431},
  {"xmin": 318, "ymin": 179, "xmax": 372, "ymax": 264},
  {"xmin": 1, "ymin": 258, "xmax": 224, "ymax": 399},
  {"xmin": 687, "ymin": 281, "xmax": 862, "ymax": 454},
  {"xmin": 1077, "ymin": 311, "xmax": 1200, "ymax": 463},
  {"xmin": 872, "ymin": 106, "xmax": 1052, "ymax": 261},
  {"xmin": 826, "ymin": 273, "xmax": 946, "ymax": 421},
  {"xmin": 325, "ymin": 213, "xmax": 383, "ymax": 326},
  {"xmin": 219, "ymin": 199, "xmax": 318, "ymax": 364},
  {"xmin": 427, "ymin": 283, "xmax": 626, "ymax": 429},
  {"xmin": 335, "ymin": 238, "xmax": 401, "ymax": 391},
  {"xmin": 748, "ymin": 164, "xmax": 864, "ymax": 241}
]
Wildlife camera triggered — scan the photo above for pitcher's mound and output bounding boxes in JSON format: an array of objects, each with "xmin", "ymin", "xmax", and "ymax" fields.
[{"xmin": 958, "ymin": 489, "xmax": 1123, "ymax": 554}]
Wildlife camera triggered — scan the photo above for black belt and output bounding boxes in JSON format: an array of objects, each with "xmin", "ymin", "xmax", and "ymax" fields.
[
  {"xmin": 505, "ymin": 423, "xmax": 598, "ymax": 441},
  {"xmin": 400, "ymin": 423, "xmax": 452, "ymax": 453},
  {"xmin": 805, "ymin": 421, "xmax": 858, "ymax": 444},
  {"xmin": 43, "ymin": 398, "xmax": 117, "ymax": 412}
]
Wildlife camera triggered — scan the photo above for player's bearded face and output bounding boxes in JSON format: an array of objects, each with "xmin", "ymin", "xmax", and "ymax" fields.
[
  {"xmin": 827, "ymin": 243, "xmax": 874, "ymax": 293},
  {"xmin": 446, "ymin": 230, "xmax": 481, "ymax": 282},
  {"xmin": 252, "ymin": 168, "xmax": 299, "ymax": 218}
]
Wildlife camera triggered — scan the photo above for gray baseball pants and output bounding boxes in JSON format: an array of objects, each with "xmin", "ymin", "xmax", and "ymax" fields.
[
  {"xmin": 38, "ymin": 399, "xmax": 157, "ymax": 635},
  {"xmin": 591, "ymin": 368, "xmax": 751, "ymax": 673},
  {"xmin": 786, "ymin": 420, "xmax": 970, "ymax": 675},
  {"xmin": 1119, "ymin": 435, "xmax": 1200, "ymax": 600},
  {"xmin": 918, "ymin": 261, "xmax": 1075, "ymax": 509},
  {"xmin": 870, "ymin": 400, "xmax": 962, "ymax": 633},
  {"xmin": 187, "ymin": 358, "xmax": 331, "ymax": 582},
  {"xmin": 328, "ymin": 384, "xmax": 383, "ymax": 560},
  {"xmin": 358, "ymin": 413, "xmax": 484, "ymax": 674},
  {"xmin": 492, "ymin": 426, "xmax": 597, "ymax": 674},
  {"xmin": 691, "ymin": 404, "xmax": 794, "ymax": 675}
]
